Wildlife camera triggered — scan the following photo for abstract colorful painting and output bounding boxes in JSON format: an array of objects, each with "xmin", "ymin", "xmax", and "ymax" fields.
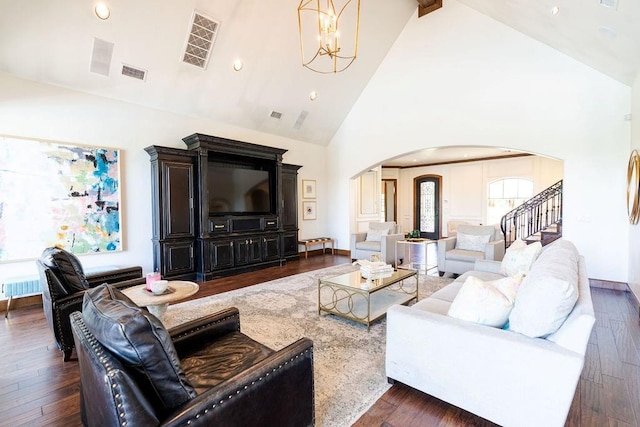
[{"xmin": 0, "ymin": 136, "xmax": 122, "ymax": 262}]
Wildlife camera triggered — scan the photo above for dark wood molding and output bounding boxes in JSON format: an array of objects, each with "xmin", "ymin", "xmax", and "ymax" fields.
[
  {"xmin": 418, "ymin": 0, "xmax": 442, "ymax": 17},
  {"xmin": 382, "ymin": 153, "xmax": 533, "ymax": 170}
]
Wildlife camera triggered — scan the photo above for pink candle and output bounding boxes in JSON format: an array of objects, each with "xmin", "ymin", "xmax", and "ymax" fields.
[{"xmin": 146, "ymin": 272, "xmax": 161, "ymax": 292}]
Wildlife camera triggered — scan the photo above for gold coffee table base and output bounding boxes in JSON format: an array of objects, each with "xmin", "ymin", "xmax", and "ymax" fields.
[{"xmin": 318, "ymin": 270, "xmax": 418, "ymax": 330}]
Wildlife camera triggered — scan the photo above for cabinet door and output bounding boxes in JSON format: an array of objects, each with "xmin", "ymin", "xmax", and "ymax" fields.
[
  {"xmin": 234, "ymin": 238, "xmax": 262, "ymax": 265},
  {"xmin": 281, "ymin": 166, "xmax": 299, "ymax": 230},
  {"xmin": 248, "ymin": 238, "xmax": 262, "ymax": 263},
  {"xmin": 263, "ymin": 235, "xmax": 280, "ymax": 260},
  {"xmin": 282, "ymin": 232, "xmax": 298, "ymax": 257},
  {"xmin": 162, "ymin": 240, "xmax": 194, "ymax": 276},
  {"xmin": 210, "ymin": 240, "xmax": 233, "ymax": 270},
  {"xmin": 162, "ymin": 161, "xmax": 194, "ymax": 239}
]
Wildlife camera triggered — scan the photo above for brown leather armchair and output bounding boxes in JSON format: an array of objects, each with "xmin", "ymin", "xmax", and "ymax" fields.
[
  {"xmin": 70, "ymin": 284, "xmax": 314, "ymax": 426},
  {"xmin": 36, "ymin": 247, "xmax": 145, "ymax": 361}
]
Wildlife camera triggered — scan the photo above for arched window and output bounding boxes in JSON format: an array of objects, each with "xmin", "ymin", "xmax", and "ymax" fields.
[{"xmin": 487, "ymin": 178, "xmax": 533, "ymax": 226}]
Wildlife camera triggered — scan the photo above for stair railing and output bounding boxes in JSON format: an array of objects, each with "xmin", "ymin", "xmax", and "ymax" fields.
[{"xmin": 500, "ymin": 180, "xmax": 563, "ymax": 248}]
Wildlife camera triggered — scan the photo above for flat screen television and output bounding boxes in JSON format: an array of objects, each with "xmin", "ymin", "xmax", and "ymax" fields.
[{"xmin": 208, "ymin": 162, "xmax": 273, "ymax": 214}]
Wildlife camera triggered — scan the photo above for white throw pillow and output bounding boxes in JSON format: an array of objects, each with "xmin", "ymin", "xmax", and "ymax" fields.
[
  {"xmin": 455, "ymin": 232, "xmax": 491, "ymax": 252},
  {"xmin": 447, "ymin": 274, "xmax": 524, "ymax": 328},
  {"xmin": 365, "ymin": 228, "xmax": 390, "ymax": 242},
  {"xmin": 508, "ymin": 274, "xmax": 578, "ymax": 338},
  {"xmin": 500, "ymin": 240, "xmax": 542, "ymax": 276}
]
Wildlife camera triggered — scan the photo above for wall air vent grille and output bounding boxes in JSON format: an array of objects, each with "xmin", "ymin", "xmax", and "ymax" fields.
[
  {"xmin": 121, "ymin": 64, "xmax": 147, "ymax": 81},
  {"xmin": 182, "ymin": 11, "xmax": 220, "ymax": 69}
]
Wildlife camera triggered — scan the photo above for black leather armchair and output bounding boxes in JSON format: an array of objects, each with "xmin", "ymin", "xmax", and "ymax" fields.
[
  {"xmin": 70, "ymin": 284, "xmax": 315, "ymax": 427},
  {"xmin": 36, "ymin": 247, "xmax": 145, "ymax": 361}
]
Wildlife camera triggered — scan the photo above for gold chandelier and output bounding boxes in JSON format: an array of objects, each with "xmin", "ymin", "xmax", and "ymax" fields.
[{"xmin": 297, "ymin": 0, "xmax": 361, "ymax": 74}]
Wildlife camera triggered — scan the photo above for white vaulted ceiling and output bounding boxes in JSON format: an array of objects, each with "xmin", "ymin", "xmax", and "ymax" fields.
[{"xmin": 0, "ymin": 0, "xmax": 638, "ymax": 148}]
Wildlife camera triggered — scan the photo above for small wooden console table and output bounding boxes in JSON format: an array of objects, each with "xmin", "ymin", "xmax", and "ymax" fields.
[{"xmin": 298, "ymin": 237, "xmax": 335, "ymax": 259}]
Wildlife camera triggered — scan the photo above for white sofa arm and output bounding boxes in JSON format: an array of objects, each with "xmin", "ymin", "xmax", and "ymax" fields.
[
  {"xmin": 484, "ymin": 239, "xmax": 505, "ymax": 261},
  {"xmin": 473, "ymin": 259, "xmax": 502, "ymax": 274},
  {"xmin": 437, "ymin": 237, "xmax": 456, "ymax": 269},
  {"xmin": 380, "ymin": 233, "xmax": 404, "ymax": 265},
  {"xmin": 350, "ymin": 232, "xmax": 367, "ymax": 258},
  {"xmin": 386, "ymin": 305, "xmax": 584, "ymax": 427}
]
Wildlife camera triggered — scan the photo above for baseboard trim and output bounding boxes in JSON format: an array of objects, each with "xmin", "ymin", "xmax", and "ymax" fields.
[{"xmin": 589, "ymin": 279, "xmax": 628, "ymax": 291}]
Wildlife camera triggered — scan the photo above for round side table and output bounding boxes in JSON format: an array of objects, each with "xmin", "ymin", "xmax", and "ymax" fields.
[{"xmin": 122, "ymin": 280, "xmax": 199, "ymax": 322}]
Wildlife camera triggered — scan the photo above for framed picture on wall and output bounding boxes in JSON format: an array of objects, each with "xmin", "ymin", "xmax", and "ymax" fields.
[
  {"xmin": 302, "ymin": 179, "xmax": 316, "ymax": 199},
  {"xmin": 0, "ymin": 135, "xmax": 123, "ymax": 262},
  {"xmin": 303, "ymin": 201, "xmax": 317, "ymax": 220}
]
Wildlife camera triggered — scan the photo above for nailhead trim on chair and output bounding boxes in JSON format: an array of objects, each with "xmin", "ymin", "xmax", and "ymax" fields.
[
  {"xmin": 184, "ymin": 347, "xmax": 314, "ymax": 425},
  {"xmin": 172, "ymin": 314, "xmax": 240, "ymax": 340},
  {"xmin": 71, "ymin": 312, "xmax": 129, "ymax": 427}
]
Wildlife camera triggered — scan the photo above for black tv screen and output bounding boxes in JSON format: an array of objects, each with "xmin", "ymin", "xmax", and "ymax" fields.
[{"xmin": 208, "ymin": 163, "xmax": 272, "ymax": 214}]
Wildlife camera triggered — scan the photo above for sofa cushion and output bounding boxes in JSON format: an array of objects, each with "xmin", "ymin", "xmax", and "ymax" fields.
[
  {"xmin": 508, "ymin": 274, "xmax": 578, "ymax": 338},
  {"xmin": 369, "ymin": 221, "xmax": 397, "ymax": 233},
  {"xmin": 412, "ymin": 297, "xmax": 451, "ymax": 316},
  {"xmin": 82, "ymin": 284, "xmax": 196, "ymax": 410},
  {"xmin": 455, "ymin": 232, "xmax": 491, "ymax": 252},
  {"xmin": 447, "ymin": 275, "xmax": 523, "ymax": 328},
  {"xmin": 445, "ymin": 249, "xmax": 486, "ymax": 263},
  {"xmin": 355, "ymin": 240, "xmax": 381, "ymax": 251},
  {"xmin": 500, "ymin": 240, "xmax": 542, "ymax": 276},
  {"xmin": 508, "ymin": 240, "xmax": 580, "ymax": 338},
  {"xmin": 366, "ymin": 228, "xmax": 390, "ymax": 242},
  {"xmin": 430, "ymin": 281, "xmax": 463, "ymax": 303}
]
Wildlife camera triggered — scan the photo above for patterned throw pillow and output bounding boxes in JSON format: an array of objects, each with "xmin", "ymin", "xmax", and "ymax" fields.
[
  {"xmin": 455, "ymin": 232, "xmax": 491, "ymax": 252},
  {"xmin": 500, "ymin": 240, "xmax": 542, "ymax": 276},
  {"xmin": 365, "ymin": 228, "xmax": 390, "ymax": 242},
  {"xmin": 447, "ymin": 274, "xmax": 524, "ymax": 328}
]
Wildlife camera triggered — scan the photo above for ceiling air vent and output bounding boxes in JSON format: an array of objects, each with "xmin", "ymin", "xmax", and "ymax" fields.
[
  {"xmin": 121, "ymin": 64, "xmax": 147, "ymax": 81},
  {"xmin": 293, "ymin": 111, "xmax": 308, "ymax": 129},
  {"xmin": 182, "ymin": 11, "xmax": 220, "ymax": 69},
  {"xmin": 270, "ymin": 111, "xmax": 283, "ymax": 119},
  {"xmin": 89, "ymin": 38, "xmax": 114, "ymax": 76},
  {"xmin": 599, "ymin": 0, "xmax": 618, "ymax": 9}
]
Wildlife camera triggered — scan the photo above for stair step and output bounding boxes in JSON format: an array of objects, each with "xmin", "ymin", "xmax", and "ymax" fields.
[{"xmin": 526, "ymin": 230, "xmax": 561, "ymax": 246}]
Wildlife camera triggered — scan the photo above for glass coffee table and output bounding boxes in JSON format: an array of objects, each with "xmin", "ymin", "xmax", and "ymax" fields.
[{"xmin": 318, "ymin": 269, "xmax": 418, "ymax": 330}]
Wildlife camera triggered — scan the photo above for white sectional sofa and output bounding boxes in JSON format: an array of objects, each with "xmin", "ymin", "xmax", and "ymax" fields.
[{"xmin": 386, "ymin": 239, "xmax": 595, "ymax": 427}]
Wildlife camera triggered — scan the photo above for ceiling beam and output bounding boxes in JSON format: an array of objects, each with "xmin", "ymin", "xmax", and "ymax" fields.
[{"xmin": 417, "ymin": 0, "xmax": 442, "ymax": 17}]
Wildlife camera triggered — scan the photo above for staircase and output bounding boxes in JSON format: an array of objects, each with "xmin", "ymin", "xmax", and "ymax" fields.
[{"xmin": 500, "ymin": 180, "xmax": 563, "ymax": 248}]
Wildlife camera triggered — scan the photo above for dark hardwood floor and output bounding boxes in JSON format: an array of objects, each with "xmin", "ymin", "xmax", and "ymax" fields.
[{"xmin": 1, "ymin": 254, "xmax": 639, "ymax": 426}]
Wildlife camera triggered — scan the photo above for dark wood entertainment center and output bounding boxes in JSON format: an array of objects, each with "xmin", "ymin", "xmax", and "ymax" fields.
[{"xmin": 145, "ymin": 133, "xmax": 301, "ymax": 281}]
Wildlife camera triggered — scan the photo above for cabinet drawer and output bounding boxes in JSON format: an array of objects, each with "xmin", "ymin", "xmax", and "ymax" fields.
[
  {"xmin": 264, "ymin": 217, "xmax": 278, "ymax": 230},
  {"xmin": 209, "ymin": 219, "xmax": 229, "ymax": 233}
]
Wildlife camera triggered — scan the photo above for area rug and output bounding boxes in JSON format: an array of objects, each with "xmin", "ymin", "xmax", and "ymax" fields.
[{"xmin": 163, "ymin": 264, "xmax": 452, "ymax": 427}]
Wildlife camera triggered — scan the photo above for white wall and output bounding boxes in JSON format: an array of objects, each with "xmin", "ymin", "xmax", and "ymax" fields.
[
  {"xmin": 0, "ymin": 73, "xmax": 328, "ymax": 279},
  {"xmin": 629, "ymin": 72, "xmax": 640, "ymax": 297},
  {"xmin": 392, "ymin": 155, "xmax": 563, "ymax": 235},
  {"xmin": 327, "ymin": 0, "xmax": 631, "ymax": 282}
]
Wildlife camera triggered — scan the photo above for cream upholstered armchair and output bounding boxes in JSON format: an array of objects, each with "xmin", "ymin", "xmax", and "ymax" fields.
[
  {"xmin": 350, "ymin": 221, "xmax": 403, "ymax": 265},
  {"xmin": 437, "ymin": 224, "xmax": 505, "ymax": 276}
]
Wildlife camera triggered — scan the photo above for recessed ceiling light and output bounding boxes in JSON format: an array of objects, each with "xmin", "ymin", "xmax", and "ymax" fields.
[
  {"xmin": 94, "ymin": 2, "xmax": 110, "ymax": 20},
  {"xmin": 551, "ymin": 6, "xmax": 560, "ymax": 15},
  {"xmin": 232, "ymin": 59, "xmax": 243, "ymax": 71},
  {"xmin": 309, "ymin": 91, "xmax": 318, "ymax": 101}
]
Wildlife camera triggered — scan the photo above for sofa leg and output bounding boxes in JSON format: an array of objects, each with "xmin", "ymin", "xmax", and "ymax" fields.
[
  {"xmin": 438, "ymin": 271, "xmax": 445, "ymax": 277},
  {"xmin": 387, "ymin": 377, "xmax": 396, "ymax": 385}
]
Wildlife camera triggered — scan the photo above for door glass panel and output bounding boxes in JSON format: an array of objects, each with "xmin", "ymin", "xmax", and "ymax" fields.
[{"xmin": 419, "ymin": 181, "xmax": 435, "ymax": 233}]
